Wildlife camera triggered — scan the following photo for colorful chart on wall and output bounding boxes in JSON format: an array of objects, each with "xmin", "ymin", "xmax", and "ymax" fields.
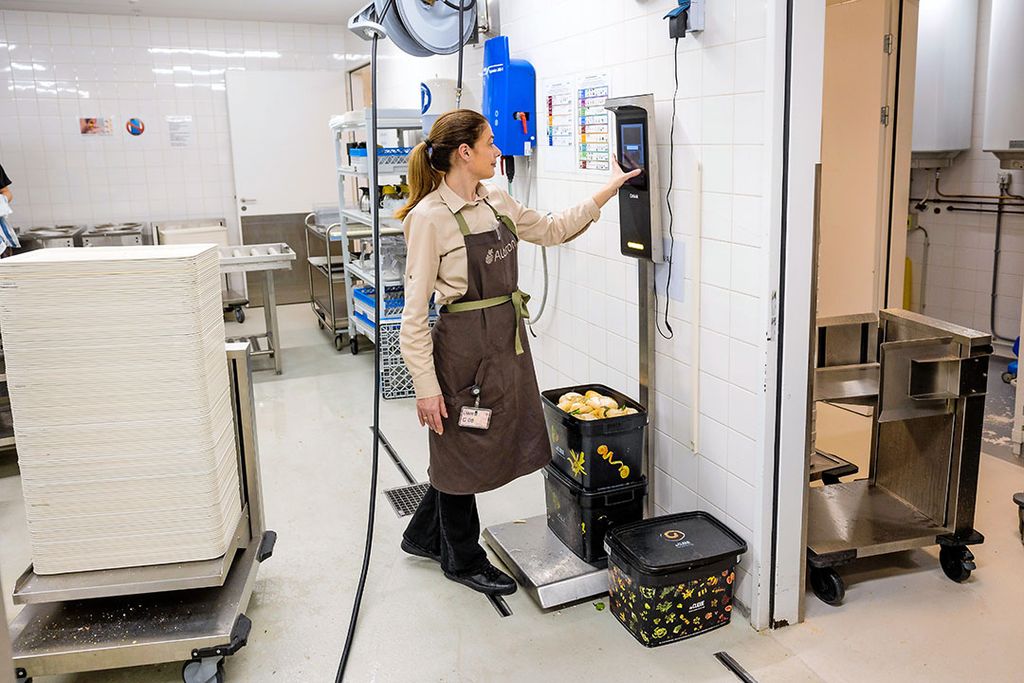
[
  {"xmin": 576, "ymin": 73, "xmax": 610, "ymax": 172},
  {"xmin": 541, "ymin": 78, "xmax": 576, "ymax": 173},
  {"xmin": 126, "ymin": 118, "xmax": 145, "ymax": 136},
  {"xmin": 79, "ymin": 118, "xmax": 112, "ymax": 136}
]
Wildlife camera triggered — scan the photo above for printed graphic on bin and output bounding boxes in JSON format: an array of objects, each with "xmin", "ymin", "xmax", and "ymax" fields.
[{"xmin": 541, "ymin": 384, "xmax": 647, "ymax": 490}]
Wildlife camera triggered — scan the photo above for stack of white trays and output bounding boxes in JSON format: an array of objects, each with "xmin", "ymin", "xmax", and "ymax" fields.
[{"xmin": 0, "ymin": 244, "xmax": 242, "ymax": 575}]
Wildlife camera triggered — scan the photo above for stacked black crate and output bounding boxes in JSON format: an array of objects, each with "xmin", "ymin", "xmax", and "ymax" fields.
[{"xmin": 540, "ymin": 384, "xmax": 649, "ymax": 565}]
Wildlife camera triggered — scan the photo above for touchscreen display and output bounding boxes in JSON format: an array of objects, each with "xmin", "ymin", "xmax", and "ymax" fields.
[{"xmin": 621, "ymin": 123, "xmax": 645, "ymax": 170}]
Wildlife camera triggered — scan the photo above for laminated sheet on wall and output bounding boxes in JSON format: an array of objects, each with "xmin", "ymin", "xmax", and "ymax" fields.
[{"xmin": 0, "ymin": 245, "xmax": 241, "ymax": 575}]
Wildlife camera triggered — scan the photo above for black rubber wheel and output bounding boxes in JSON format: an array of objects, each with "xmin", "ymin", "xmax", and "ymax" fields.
[
  {"xmin": 809, "ymin": 566, "xmax": 845, "ymax": 606},
  {"xmin": 939, "ymin": 545, "xmax": 974, "ymax": 583},
  {"xmin": 181, "ymin": 660, "xmax": 225, "ymax": 683},
  {"xmin": 234, "ymin": 307, "xmax": 245, "ymax": 324},
  {"xmin": 334, "ymin": 334, "xmax": 345, "ymax": 352},
  {"xmin": 350, "ymin": 337, "xmax": 359, "ymax": 355},
  {"xmin": 1002, "ymin": 371, "xmax": 1015, "ymax": 384}
]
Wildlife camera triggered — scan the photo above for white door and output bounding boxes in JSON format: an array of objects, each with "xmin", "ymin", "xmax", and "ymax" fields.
[
  {"xmin": 225, "ymin": 70, "xmax": 347, "ymax": 302},
  {"xmin": 226, "ymin": 70, "xmax": 346, "ymax": 221}
]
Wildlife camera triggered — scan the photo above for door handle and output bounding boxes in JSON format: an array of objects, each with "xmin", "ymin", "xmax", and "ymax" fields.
[{"xmin": 240, "ymin": 198, "xmax": 258, "ymax": 203}]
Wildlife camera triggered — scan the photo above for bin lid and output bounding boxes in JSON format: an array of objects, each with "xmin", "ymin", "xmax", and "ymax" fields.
[{"xmin": 605, "ymin": 511, "xmax": 747, "ymax": 576}]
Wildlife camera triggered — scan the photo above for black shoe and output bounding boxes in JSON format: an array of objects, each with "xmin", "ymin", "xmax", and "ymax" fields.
[
  {"xmin": 401, "ymin": 538, "xmax": 441, "ymax": 563},
  {"xmin": 444, "ymin": 563, "xmax": 517, "ymax": 596}
]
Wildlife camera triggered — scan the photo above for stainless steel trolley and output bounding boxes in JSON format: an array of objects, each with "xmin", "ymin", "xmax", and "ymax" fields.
[
  {"xmin": 219, "ymin": 244, "xmax": 296, "ymax": 375},
  {"xmin": 7, "ymin": 343, "xmax": 275, "ymax": 683},
  {"xmin": 304, "ymin": 212, "xmax": 350, "ymax": 351},
  {"xmin": 807, "ymin": 309, "xmax": 991, "ymax": 605}
]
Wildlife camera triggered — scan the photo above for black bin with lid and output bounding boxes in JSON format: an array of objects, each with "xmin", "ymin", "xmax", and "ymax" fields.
[
  {"xmin": 604, "ymin": 512, "xmax": 747, "ymax": 647},
  {"xmin": 541, "ymin": 384, "xmax": 648, "ymax": 490},
  {"xmin": 543, "ymin": 465, "xmax": 647, "ymax": 564}
]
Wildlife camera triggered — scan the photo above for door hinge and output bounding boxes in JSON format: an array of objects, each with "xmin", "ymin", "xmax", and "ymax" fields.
[
  {"xmin": 883, "ymin": 33, "xmax": 893, "ymax": 54},
  {"xmin": 768, "ymin": 291, "xmax": 778, "ymax": 342},
  {"xmin": 880, "ymin": 106, "xmax": 890, "ymax": 126}
]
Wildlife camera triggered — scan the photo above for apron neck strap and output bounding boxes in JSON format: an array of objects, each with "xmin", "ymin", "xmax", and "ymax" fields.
[{"xmin": 450, "ymin": 197, "xmax": 519, "ymax": 239}]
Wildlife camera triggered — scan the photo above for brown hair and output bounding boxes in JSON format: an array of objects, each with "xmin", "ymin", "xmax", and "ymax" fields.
[{"xmin": 395, "ymin": 109, "xmax": 489, "ymax": 221}]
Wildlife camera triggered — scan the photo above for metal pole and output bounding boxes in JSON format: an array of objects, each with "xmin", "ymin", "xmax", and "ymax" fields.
[
  {"xmin": 1, "ymin": 598, "xmax": 14, "ymax": 683},
  {"xmin": 263, "ymin": 270, "xmax": 281, "ymax": 374},
  {"xmin": 638, "ymin": 259, "xmax": 656, "ymax": 516}
]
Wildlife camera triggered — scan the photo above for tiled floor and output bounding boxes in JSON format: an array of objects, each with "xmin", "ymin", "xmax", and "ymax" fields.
[{"xmin": 1, "ymin": 304, "xmax": 1021, "ymax": 682}]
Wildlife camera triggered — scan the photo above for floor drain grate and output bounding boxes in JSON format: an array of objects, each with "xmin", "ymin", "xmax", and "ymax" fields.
[{"xmin": 383, "ymin": 482, "xmax": 430, "ymax": 517}]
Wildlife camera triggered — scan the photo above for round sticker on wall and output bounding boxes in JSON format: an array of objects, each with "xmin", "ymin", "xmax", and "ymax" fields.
[{"xmin": 126, "ymin": 118, "xmax": 145, "ymax": 136}]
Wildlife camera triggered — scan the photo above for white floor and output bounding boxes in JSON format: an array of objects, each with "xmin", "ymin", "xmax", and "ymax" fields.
[{"xmin": 1, "ymin": 304, "xmax": 1022, "ymax": 682}]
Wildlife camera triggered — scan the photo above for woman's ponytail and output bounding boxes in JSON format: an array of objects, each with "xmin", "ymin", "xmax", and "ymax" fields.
[
  {"xmin": 396, "ymin": 141, "xmax": 442, "ymax": 221},
  {"xmin": 394, "ymin": 109, "xmax": 488, "ymax": 221}
]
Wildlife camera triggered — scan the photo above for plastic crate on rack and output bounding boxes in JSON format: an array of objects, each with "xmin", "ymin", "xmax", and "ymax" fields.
[
  {"xmin": 352, "ymin": 286, "xmax": 438, "ymax": 325},
  {"xmin": 351, "ymin": 310, "xmax": 436, "ymax": 401},
  {"xmin": 348, "ymin": 147, "xmax": 413, "ymax": 174}
]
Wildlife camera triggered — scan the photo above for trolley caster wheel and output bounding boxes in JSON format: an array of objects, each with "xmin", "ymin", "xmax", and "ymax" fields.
[
  {"xmin": 1002, "ymin": 371, "xmax": 1015, "ymax": 384},
  {"xmin": 317, "ymin": 318, "xmax": 325, "ymax": 330},
  {"xmin": 350, "ymin": 337, "xmax": 360, "ymax": 355},
  {"xmin": 1015, "ymin": 493, "xmax": 1024, "ymax": 542},
  {"xmin": 14, "ymin": 668, "xmax": 30, "ymax": 683},
  {"xmin": 335, "ymin": 334, "xmax": 346, "ymax": 352},
  {"xmin": 939, "ymin": 545, "xmax": 975, "ymax": 583},
  {"xmin": 182, "ymin": 658, "xmax": 225, "ymax": 683},
  {"xmin": 809, "ymin": 566, "xmax": 845, "ymax": 606},
  {"xmin": 234, "ymin": 307, "xmax": 245, "ymax": 324}
]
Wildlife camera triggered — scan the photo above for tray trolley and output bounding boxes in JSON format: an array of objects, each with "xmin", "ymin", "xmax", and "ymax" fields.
[
  {"xmin": 7, "ymin": 343, "xmax": 276, "ymax": 683},
  {"xmin": 219, "ymin": 244, "xmax": 296, "ymax": 375},
  {"xmin": 304, "ymin": 212, "xmax": 349, "ymax": 351},
  {"xmin": 806, "ymin": 309, "xmax": 991, "ymax": 605}
]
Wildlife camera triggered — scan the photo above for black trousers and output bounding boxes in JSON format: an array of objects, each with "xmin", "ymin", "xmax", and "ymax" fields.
[{"xmin": 403, "ymin": 485, "xmax": 487, "ymax": 575}]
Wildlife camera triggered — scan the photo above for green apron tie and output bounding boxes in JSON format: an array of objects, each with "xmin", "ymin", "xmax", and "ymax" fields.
[{"xmin": 445, "ymin": 289, "xmax": 531, "ymax": 355}]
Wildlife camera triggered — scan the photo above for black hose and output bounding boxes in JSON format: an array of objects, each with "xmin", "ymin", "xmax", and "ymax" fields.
[
  {"xmin": 456, "ymin": 0, "xmax": 465, "ymax": 107},
  {"xmin": 335, "ymin": 29, "xmax": 383, "ymax": 683}
]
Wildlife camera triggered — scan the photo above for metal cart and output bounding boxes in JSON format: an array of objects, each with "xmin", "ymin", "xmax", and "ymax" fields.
[
  {"xmin": 328, "ymin": 108, "xmax": 420, "ymax": 355},
  {"xmin": 304, "ymin": 212, "xmax": 350, "ymax": 351},
  {"xmin": 806, "ymin": 309, "xmax": 991, "ymax": 605},
  {"xmin": 219, "ymin": 244, "xmax": 296, "ymax": 375},
  {"xmin": 7, "ymin": 343, "xmax": 275, "ymax": 683}
]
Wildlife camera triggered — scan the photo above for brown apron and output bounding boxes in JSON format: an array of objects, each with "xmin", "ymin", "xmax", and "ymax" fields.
[{"xmin": 427, "ymin": 199, "xmax": 549, "ymax": 495}]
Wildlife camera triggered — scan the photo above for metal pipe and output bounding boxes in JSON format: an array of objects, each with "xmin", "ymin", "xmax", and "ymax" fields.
[
  {"xmin": 945, "ymin": 206, "xmax": 1024, "ymax": 216},
  {"xmin": 910, "ymin": 196, "xmax": 1024, "ymax": 208},
  {"xmin": 990, "ymin": 178, "xmax": 1013, "ymax": 342},
  {"xmin": 935, "ymin": 168, "xmax": 1024, "ymax": 202}
]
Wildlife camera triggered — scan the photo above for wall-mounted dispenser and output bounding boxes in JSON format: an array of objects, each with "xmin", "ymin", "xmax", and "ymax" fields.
[
  {"xmin": 482, "ymin": 36, "xmax": 536, "ymax": 158},
  {"xmin": 605, "ymin": 94, "xmax": 664, "ymax": 262},
  {"xmin": 664, "ymin": 0, "xmax": 705, "ymax": 39}
]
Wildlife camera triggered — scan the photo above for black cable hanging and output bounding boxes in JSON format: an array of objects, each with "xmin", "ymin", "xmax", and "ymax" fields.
[{"xmin": 655, "ymin": 37, "xmax": 681, "ymax": 341}]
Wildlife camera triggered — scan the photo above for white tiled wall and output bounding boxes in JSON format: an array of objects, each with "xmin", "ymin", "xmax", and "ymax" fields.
[
  {"xmin": 907, "ymin": 0, "xmax": 1024, "ymax": 341},
  {"xmin": 372, "ymin": 0, "xmax": 775, "ymax": 625},
  {"xmin": 0, "ymin": 9, "xmax": 357, "ymax": 238}
]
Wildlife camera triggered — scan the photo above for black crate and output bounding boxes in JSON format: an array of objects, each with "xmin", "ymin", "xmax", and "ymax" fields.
[
  {"xmin": 543, "ymin": 465, "xmax": 646, "ymax": 564},
  {"xmin": 541, "ymin": 384, "xmax": 648, "ymax": 490},
  {"xmin": 604, "ymin": 512, "xmax": 747, "ymax": 647}
]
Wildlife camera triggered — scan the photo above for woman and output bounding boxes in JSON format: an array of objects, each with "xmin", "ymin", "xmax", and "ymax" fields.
[{"xmin": 398, "ymin": 109, "xmax": 640, "ymax": 596}]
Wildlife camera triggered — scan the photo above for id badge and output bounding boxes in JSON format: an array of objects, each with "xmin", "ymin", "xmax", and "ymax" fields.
[
  {"xmin": 458, "ymin": 385, "xmax": 491, "ymax": 429},
  {"xmin": 459, "ymin": 406, "xmax": 492, "ymax": 430}
]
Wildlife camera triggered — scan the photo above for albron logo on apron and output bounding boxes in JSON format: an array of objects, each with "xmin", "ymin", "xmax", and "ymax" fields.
[{"xmin": 485, "ymin": 241, "xmax": 516, "ymax": 265}]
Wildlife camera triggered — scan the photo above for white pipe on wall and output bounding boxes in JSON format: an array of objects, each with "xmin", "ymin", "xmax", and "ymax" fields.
[{"xmin": 691, "ymin": 162, "xmax": 703, "ymax": 455}]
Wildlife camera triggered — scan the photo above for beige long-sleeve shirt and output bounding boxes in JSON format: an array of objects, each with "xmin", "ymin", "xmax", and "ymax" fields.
[{"xmin": 400, "ymin": 178, "xmax": 601, "ymax": 399}]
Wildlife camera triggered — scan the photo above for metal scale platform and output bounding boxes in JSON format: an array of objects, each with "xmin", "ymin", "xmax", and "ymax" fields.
[{"xmin": 7, "ymin": 344, "xmax": 275, "ymax": 683}]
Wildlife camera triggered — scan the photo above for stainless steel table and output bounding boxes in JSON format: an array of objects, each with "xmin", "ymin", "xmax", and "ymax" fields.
[{"xmin": 220, "ymin": 244, "xmax": 296, "ymax": 375}]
